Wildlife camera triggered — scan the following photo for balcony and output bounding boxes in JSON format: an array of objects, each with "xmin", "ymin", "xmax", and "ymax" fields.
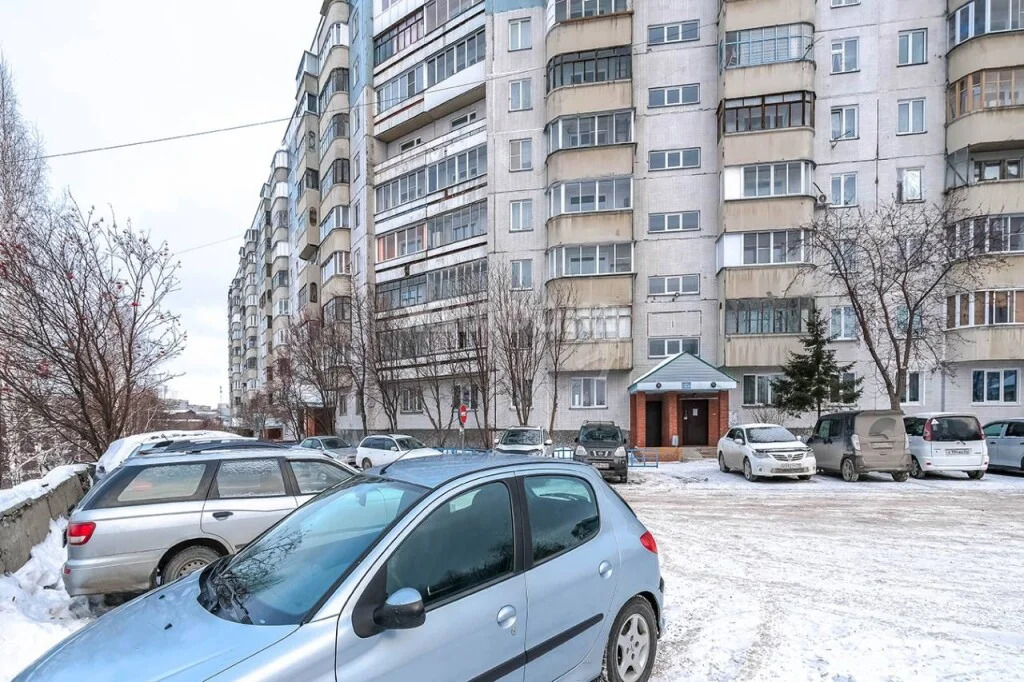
[
  {"xmin": 950, "ymin": 178, "xmax": 1024, "ymax": 215},
  {"xmin": 720, "ymin": 0, "xmax": 814, "ymax": 32},
  {"xmin": 947, "ymin": 325, "xmax": 1024, "ymax": 362},
  {"xmin": 722, "ymin": 334, "xmax": 802, "ymax": 368},
  {"xmin": 547, "ymin": 273, "xmax": 633, "ymax": 306},
  {"xmin": 548, "ymin": 144, "xmax": 633, "ymax": 184},
  {"xmin": 546, "ymin": 8, "xmax": 632, "ymax": 56},
  {"xmin": 948, "ymin": 25, "xmax": 1023, "ymax": 82},
  {"xmin": 563, "ymin": 340, "xmax": 633, "ymax": 372},
  {"xmin": 721, "ymin": 128, "xmax": 814, "ymax": 167},
  {"xmin": 718, "ymin": 264, "xmax": 814, "ymax": 300},
  {"xmin": 722, "ymin": 60, "xmax": 815, "ymax": 100},
  {"xmin": 947, "ymin": 107, "xmax": 1024, "ymax": 153},
  {"xmin": 547, "ymin": 210, "xmax": 632, "ymax": 248},
  {"xmin": 721, "ymin": 196, "xmax": 816, "ymax": 233}
]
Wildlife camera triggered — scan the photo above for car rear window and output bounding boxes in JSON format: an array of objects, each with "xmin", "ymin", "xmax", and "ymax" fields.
[
  {"xmin": 116, "ymin": 464, "xmax": 208, "ymax": 504},
  {"xmin": 523, "ymin": 476, "xmax": 599, "ymax": 564},
  {"xmin": 856, "ymin": 414, "xmax": 903, "ymax": 439},
  {"xmin": 1007, "ymin": 422, "xmax": 1024, "ymax": 438},
  {"xmin": 929, "ymin": 416, "xmax": 982, "ymax": 442}
]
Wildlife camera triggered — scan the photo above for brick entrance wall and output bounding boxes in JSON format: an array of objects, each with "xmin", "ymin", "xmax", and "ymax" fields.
[{"xmin": 630, "ymin": 390, "xmax": 730, "ymax": 448}]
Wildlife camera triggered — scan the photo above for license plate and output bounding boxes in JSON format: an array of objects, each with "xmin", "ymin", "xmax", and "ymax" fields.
[
  {"xmin": 947, "ymin": 449, "xmax": 970, "ymax": 456},
  {"xmin": 593, "ymin": 462, "xmax": 610, "ymax": 469},
  {"xmin": 775, "ymin": 464, "xmax": 802, "ymax": 471}
]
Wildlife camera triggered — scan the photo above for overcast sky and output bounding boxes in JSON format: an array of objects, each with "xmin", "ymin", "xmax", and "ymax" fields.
[{"xmin": 0, "ymin": 0, "xmax": 322, "ymax": 407}]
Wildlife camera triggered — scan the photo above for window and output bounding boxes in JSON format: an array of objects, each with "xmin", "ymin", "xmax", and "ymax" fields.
[
  {"xmin": 949, "ymin": 0, "xmax": 1024, "ymax": 48},
  {"xmin": 548, "ymin": 243, "xmax": 633, "ymax": 277},
  {"xmin": 114, "ymin": 464, "xmax": 207, "ymax": 504},
  {"xmin": 723, "ymin": 24, "xmax": 814, "ymax": 69},
  {"xmin": 289, "ymin": 461, "xmax": 352, "ymax": 495},
  {"xmin": 214, "ymin": 459, "xmax": 286, "ymax": 499},
  {"xmin": 648, "ymin": 274, "xmax": 699, "ymax": 296},
  {"xmin": 831, "ymin": 38, "xmax": 859, "ymax": 74},
  {"xmin": 510, "ymin": 199, "xmax": 533, "ymax": 232},
  {"xmin": 399, "ymin": 137, "xmax": 423, "ymax": 153},
  {"xmin": 829, "ymin": 372, "xmax": 858, "ymax": 404},
  {"xmin": 320, "ymin": 251, "xmax": 350, "ymax": 281},
  {"xmin": 649, "ymin": 148, "xmax": 700, "ymax": 171},
  {"xmin": 548, "ymin": 177, "xmax": 632, "ymax": 216},
  {"xmin": 375, "ymin": 168, "xmax": 427, "ymax": 212},
  {"xmin": 320, "ymin": 158, "xmax": 351, "ymax": 192},
  {"xmin": 742, "ymin": 375, "xmax": 778, "ymax": 405},
  {"xmin": 509, "ymin": 78, "xmax": 532, "ymax": 111},
  {"xmin": 898, "ymin": 98, "xmax": 926, "ymax": 134},
  {"xmin": 947, "ymin": 67, "xmax": 1024, "ymax": 121},
  {"xmin": 319, "ymin": 114, "xmax": 348, "ymax": 156},
  {"xmin": 649, "ymin": 84, "xmax": 700, "ymax": 108},
  {"xmin": 972, "ymin": 157, "xmax": 1023, "ymax": 183},
  {"xmin": 898, "ymin": 29, "xmax": 927, "ymax": 65},
  {"xmin": 427, "ymin": 144, "xmax": 488, "ymax": 192},
  {"xmin": 649, "ymin": 211, "xmax": 699, "ymax": 233},
  {"xmin": 830, "ymin": 306, "xmax": 857, "ymax": 340},
  {"xmin": 571, "ymin": 377, "xmax": 607, "ymax": 408},
  {"xmin": 725, "ymin": 298, "xmax": 815, "ymax": 335},
  {"xmin": 386, "ymin": 482, "xmax": 514, "ymax": 608},
  {"xmin": 947, "ymin": 289, "xmax": 1024, "ymax": 327},
  {"xmin": 400, "ymin": 387, "xmax": 423, "ymax": 413},
  {"xmin": 510, "ymin": 138, "xmax": 533, "ymax": 171},
  {"xmin": 546, "ymin": 46, "xmax": 632, "ymax": 92},
  {"xmin": 353, "ymin": 153, "xmax": 361, "ymax": 180},
  {"xmin": 511, "ymin": 259, "xmax": 533, "ymax": 289},
  {"xmin": 831, "ymin": 173, "xmax": 857, "ymax": 206},
  {"xmin": 523, "ymin": 476, "xmax": 599, "ymax": 563},
  {"xmin": 427, "ymin": 201, "xmax": 488, "ymax": 248},
  {"xmin": 648, "ymin": 337, "xmax": 700, "ymax": 358},
  {"xmin": 831, "ymin": 106, "xmax": 858, "ymax": 140},
  {"xmin": 720, "ymin": 91, "xmax": 814, "ymax": 135},
  {"xmin": 648, "ymin": 20, "xmax": 699, "ymax": 45},
  {"xmin": 900, "ymin": 372, "xmax": 923, "ymax": 405},
  {"xmin": 509, "ymin": 18, "xmax": 531, "ymax": 51},
  {"xmin": 546, "ymin": 110, "xmax": 633, "ymax": 153},
  {"xmin": 737, "ymin": 161, "xmax": 812, "ymax": 199},
  {"xmin": 318, "ymin": 68, "xmax": 350, "ymax": 113},
  {"xmin": 377, "ymin": 259, "xmax": 487, "ymax": 310},
  {"xmin": 984, "ymin": 421, "xmax": 1007, "ymax": 437},
  {"xmin": 451, "ymin": 111, "xmax": 478, "ymax": 129},
  {"xmin": 424, "ymin": 0, "xmax": 484, "ymax": 33},
  {"xmin": 374, "ymin": 9, "xmax": 424, "ymax": 65},
  {"xmin": 452, "ymin": 384, "xmax": 480, "ymax": 410},
  {"xmin": 945, "ymin": 216, "xmax": 1024, "ymax": 256},
  {"xmin": 741, "ymin": 230, "xmax": 805, "ymax": 264},
  {"xmin": 425, "ymin": 27, "xmax": 486, "ymax": 87},
  {"xmin": 553, "ymin": 0, "xmax": 628, "ymax": 23},
  {"xmin": 376, "ymin": 223, "xmax": 427, "ymax": 262},
  {"xmin": 831, "ymin": 0, "xmax": 859, "ymax": 5},
  {"xmin": 973, "ymin": 369, "xmax": 1019, "ymax": 404},
  {"xmin": 567, "ymin": 306, "xmax": 631, "ymax": 340},
  {"xmin": 898, "ymin": 168, "xmax": 923, "ymax": 202}
]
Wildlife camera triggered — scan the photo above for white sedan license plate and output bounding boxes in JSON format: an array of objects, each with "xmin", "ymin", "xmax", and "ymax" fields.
[
  {"xmin": 776, "ymin": 464, "xmax": 802, "ymax": 471},
  {"xmin": 593, "ymin": 462, "xmax": 610, "ymax": 469}
]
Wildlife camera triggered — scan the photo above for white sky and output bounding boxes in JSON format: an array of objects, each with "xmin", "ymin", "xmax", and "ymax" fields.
[{"xmin": 0, "ymin": 0, "xmax": 322, "ymax": 407}]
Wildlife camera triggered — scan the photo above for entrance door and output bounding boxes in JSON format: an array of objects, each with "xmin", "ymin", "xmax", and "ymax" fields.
[
  {"xmin": 645, "ymin": 402, "xmax": 663, "ymax": 447},
  {"xmin": 681, "ymin": 400, "xmax": 709, "ymax": 445}
]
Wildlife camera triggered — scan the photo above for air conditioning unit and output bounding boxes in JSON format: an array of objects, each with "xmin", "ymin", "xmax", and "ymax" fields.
[{"xmin": 815, "ymin": 193, "xmax": 829, "ymax": 209}]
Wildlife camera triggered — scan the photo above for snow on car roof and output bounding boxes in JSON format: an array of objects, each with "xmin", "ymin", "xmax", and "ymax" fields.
[{"xmin": 375, "ymin": 453, "xmax": 585, "ymax": 489}]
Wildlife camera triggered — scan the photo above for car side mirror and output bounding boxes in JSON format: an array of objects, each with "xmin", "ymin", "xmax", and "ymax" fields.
[
  {"xmin": 544, "ymin": 439, "xmax": 553, "ymax": 446},
  {"xmin": 574, "ymin": 437, "xmax": 579, "ymax": 443},
  {"xmin": 373, "ymin": 588, "xmax": 425, "ymax": 631},
  {"xmin": 733, "ymin": 437, "xmax": 745, "ymax": 445},
  {"xmin": 494, "ymin": 437, "xmax": 500, "ymax": 445},
  {"xmin": 390, "ymin": 446, "xmax": 399, "ymax": 452}
]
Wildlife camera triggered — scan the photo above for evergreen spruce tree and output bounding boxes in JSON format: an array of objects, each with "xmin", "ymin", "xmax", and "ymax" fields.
[{"xmin": 771, "ymin": 309, "xmax": 863, "ymax": 420}]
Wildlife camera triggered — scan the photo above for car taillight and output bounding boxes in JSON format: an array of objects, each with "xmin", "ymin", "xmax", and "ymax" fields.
[
  {"xmin": 67, "ymin": 522, "xmax": 96, "ymax": 546},
  {"xmin": 923, "ymin": 420, "xmax": 933, "ymax": 441},
  {"xmin": 850, "ymin": 434, "xmax": 861, "ymax": 452},
  {"xmin": 640, "ymin": 530, "xmax": 658, "ymax": 555}
]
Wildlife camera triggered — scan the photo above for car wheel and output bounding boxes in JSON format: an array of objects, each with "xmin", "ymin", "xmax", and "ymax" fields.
[
  {"xmin": 891, "ymin": 471, "xmax": 910, "ymax": 482},
  {"xmin": 361, "ymin": 457, "xmax": 373, "ymax": 470},
  {"xmin": 967, "ymin": 470, "xmax": 985, "ymax": 480},
  {"xmin": 743, "ymin": 458, "xmax": 758, "ymax": 482},
  {"xmin": 601, "ymin": 596, "xmax": 657, "ymax": 682},
  {"xmin": 620, "ymin": 473, "xmax": 629, "ymax": 484},
  {"xmin": 910, "ymin": 457, "xmax": 925, "ymax": 479},
  {"xmin": 718, "ymin": 453, "xmax": 729, "ymax": 473},
  {"xmin": 797, "ymin": 474, "xmax": 812, "ymax": 481},
  {"xmin": 163, "ymin": 546, "xmax": 220, "ymax": 583},
  {"xmin": 841, "ymin": 458, "xmax": 860, "ymax": 482}
]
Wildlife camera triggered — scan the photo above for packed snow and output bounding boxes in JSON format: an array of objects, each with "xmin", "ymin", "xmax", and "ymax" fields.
[
  {"xmin": 626, "ymin": 460, "xmax": 1024, "ymax": 682},
  {"xmin": 3, "ymin": 461, "xmax": 1023, "ymax": 681},
  {"xmin": 0, "ymin": 465, "xmax": 87, "ymax": 513},
  {"xmin": 0, "ymin": 518, "xmax": 92, "ymax": 681}
]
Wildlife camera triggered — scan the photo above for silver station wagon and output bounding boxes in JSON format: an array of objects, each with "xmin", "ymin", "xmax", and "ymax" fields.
[
  {"xmin": 62, "ymin": 445, "xmax": 357, "ymax": 596},
  {"xmin": 25, "ymin": 454, "xmax": 664, "ymax": 682}
]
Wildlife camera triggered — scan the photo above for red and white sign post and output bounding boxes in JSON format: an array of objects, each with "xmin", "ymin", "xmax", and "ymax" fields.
[{"xmin": 458, "ymin": 404, "xmax": 468, "ymax": 452}]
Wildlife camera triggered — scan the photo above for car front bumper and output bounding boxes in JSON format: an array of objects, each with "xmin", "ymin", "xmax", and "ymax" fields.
[
  {"xmin": 575, "ymin": 456, "xmax": 627, "ymax": 477},
  {"xmin": 749, "ymin": 457, "xmax": 817, "ymax": 477},
  {"xmin": 62, "ymin": 549, "xmax": 163, "ymax": 596}
]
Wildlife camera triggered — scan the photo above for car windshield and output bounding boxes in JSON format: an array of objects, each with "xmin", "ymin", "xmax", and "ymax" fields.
[
  {"xmin": 395, "ymin": 436, "xmax": 426, "ymax": 450},
  {"xmin": 579, "ymin": 425, "xmax": 622, "ymax": 443},
  {"xmin": 320, "ymin": 437, "xmax": 349, "ymax": 449},
  {"xmin": 201, "ymin": 476, "xmax": 426, "ymax": 626},
  {"xmin": 930, "ymin": 416, "xmax": 983, "ymax": 442},
  {"xmin": 746, "ymin": 426, "xmax": 798, "ymax": 443},
  {"xmin": 501, "ymin": 430, "xmax": 543, "ymax": 445}
]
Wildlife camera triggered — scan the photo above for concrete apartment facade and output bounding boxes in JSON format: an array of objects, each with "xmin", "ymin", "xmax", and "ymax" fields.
[{"xmin": 229, "ymin": 0, "xmax": 1024, "ymax": 447}]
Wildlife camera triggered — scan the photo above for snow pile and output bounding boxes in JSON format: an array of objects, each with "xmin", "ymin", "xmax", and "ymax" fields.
[
  {"xmin": 0, "ymin": 465, "xmax": 87, "ymax": 514},
  {"xmin": 0, "ymin": 518, "xmax": 92, "ymax": 680}
]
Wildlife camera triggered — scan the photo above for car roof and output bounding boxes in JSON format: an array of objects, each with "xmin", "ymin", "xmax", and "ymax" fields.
[
  {"xmin": 910, "ymin": 412, "xmax": 979, "ymax": 418},
  {"xmin": 374, "ymin": 453, "xmax": 586, "ymax": 489},
  {"xmin": 733, "ymin": 423, "xmax": 786, "ymax": 429},
  {"xmin": 504, "ymin": 426, "xmax": 542, "ymax": 430},
  {"xmin": 121, "ymin": 447, "xmax": 336, "ymax": 467},
  {"xmin": 364, "ymin": 434, "xmax": 412, "ymax": 439}
]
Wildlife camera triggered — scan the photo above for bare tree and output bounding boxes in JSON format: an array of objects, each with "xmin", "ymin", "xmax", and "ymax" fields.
[
  {"xmin": 350, "ymin": 290, "xmax": 404, "ymax": 432},
  {"xmin": 236, "ymin": 390, "xmax": 272, "ymax": 438},
  {"xmin": 0, "ymin": 56, "xmax": 46, "ymax": 236},
  {"xmin": 802, "ymin": 196, "xmax": 1001, "ymax": 410},
  {"xmin": 266, "ymin": 356, "xmax": 306, "ymax": 441},
  {"xmin": 408, "ymin": 309, "xmax": 460, "ymax": 446},
  {"xmin": 451, "ymin": 308, "xmax": 494, "ymax": 448},
  {"xmin": 284, "ymin": 311, "xmax": 349, "ymax": 435},
  {"xmin": 489, "ymin": 264, "xmax": 546, "ymax": 426},
  {"xmin": 543, "ymin": 279, "xmax": 581, "ymax": 435},
  {"xmin": 341, "ymin": 290, "xmax": 372, "ymax": 437}
]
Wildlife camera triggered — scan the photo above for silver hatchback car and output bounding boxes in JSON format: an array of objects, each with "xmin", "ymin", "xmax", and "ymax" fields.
[
  {"xmin": 62, "ymin": 445, "xmax": 356, "ymax": 596},
  {"xmin": 23, "ymin": 455, "xmax": 664, "ymax": 682}
]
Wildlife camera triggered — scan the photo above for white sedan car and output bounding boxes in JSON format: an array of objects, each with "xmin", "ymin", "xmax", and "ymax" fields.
[
  {"xmin": 718, "ymin": 423, "xmax": 816, "ymax": 481},
  {"xmin": 356, "ymin": 434, "xmax": 441, "ymax": 470}
]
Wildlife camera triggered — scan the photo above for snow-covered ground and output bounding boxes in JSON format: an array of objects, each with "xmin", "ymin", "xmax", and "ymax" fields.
[
  {"xmin": 3, "ymin": 462, "xmax": 1023, "ymax": 681},
  {"xmin": 626, "ymin": 460, "xmax": 1024, "ymax": 682}
]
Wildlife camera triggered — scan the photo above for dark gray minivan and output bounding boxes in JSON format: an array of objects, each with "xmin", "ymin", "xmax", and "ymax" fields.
[{"xmin": 807, "ymin": 410, "xmax": 911, "ymax": 482}]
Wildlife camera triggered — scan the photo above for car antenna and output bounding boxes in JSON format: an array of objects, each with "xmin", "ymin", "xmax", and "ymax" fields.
[{"xmin": 380, "ymin": 447, "xmax": 414, "ymax": 475}]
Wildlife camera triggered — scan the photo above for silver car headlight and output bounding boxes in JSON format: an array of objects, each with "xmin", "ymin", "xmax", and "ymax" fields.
[
  {"xmin": 613, "ymin": 446, "xmax": 626, "ymax": 459},
  {"xmin": 575, "ymin": 445, "xmax": 587, "ymax": 458},
  {"xmin": 752, "ymin": 449, "xmax": 772, "ymax": 458}
]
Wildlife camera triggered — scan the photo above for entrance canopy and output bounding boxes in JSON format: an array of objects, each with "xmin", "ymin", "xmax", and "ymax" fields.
[{"xmin": 629, "ymin": 352, "xmax": 737, "ymax": 394}]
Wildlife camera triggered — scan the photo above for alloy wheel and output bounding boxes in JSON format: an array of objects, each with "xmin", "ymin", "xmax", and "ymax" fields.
[{"xmin": 615, "ymin": 613, "xmax": 651, "ymax": 682}]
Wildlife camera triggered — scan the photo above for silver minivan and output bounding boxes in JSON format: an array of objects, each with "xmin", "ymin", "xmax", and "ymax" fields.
[
  {"xmin": 62, "ymin": 447, "xmax": 356, "ymax": 596},
  {"xmin": 807, "ymin": 410, "xmax": 911, "ymax": 482}
]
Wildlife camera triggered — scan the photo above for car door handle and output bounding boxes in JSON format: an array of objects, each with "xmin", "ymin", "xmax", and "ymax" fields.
[
  {"xmin": 599, "ymin": 560, "xmax": 614, "ymax": 579},
  {"xmin": 496, "ymin": 605, "xmax": 517, "ymax": 629},
  {"xmin": 212, "ymin": 511, "xmax": 233, "ymax": 520}
]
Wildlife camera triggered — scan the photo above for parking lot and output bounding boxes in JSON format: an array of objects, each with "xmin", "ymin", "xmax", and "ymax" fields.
[{"xmin": 626, "ymin": 460, "xmax": 1024, "ymax": 681}]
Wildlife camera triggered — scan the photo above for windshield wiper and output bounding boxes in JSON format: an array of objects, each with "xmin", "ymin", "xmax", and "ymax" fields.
[{"xmin": 212, "ymin": 572, "xmax": 253, "ymax": 624}]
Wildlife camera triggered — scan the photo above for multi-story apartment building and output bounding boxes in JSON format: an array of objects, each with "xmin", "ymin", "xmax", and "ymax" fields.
[{"xmin": 229, "ymin": 0, "xmax": 1024, "ymax": 448}]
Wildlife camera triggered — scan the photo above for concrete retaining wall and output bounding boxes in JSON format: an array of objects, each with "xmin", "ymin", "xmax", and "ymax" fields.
[{"xmin": 0, "ymin": 467, "xmax": 90, "ymax": 574}]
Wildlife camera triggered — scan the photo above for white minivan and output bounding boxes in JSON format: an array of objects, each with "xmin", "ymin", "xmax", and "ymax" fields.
[{"xmin": 904, "ymin": 413, "xmax": 989, "ymax": 479}]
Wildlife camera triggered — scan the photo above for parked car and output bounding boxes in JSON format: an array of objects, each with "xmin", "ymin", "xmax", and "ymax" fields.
[
  {"xmin": 299, "ymin": 435, "xmax": 358, "ymax": 466},
  {"xmin": 19, "ymin": 455, "xmax": 664, "ymax": 682},
  {"xmin": 95, "ymin": 430, "xmax": 242, "ymax": 480},
  {"xmin": 493, "ymin": 426, "xmax": 553, "ymax": 457},
  {"xmin": 61, "ymin": 446, "xmax": 357, "ymax": 597},
  {"xmin": 356, "ymin": 434, "xmax": 440, "ymax": 470},
  {"xmin": 806, "ymin": 410, "xmax": 911, "ymax": 482},
  {"xmin": 904, "ymin": 413, "xmax": 988, "ymax": 479},
  {"xmin": 983, "ymin": 418, "xmax": 1024, "ymax": 473},
  {"xmin": 574, "ymin": 421, "xmax": 629, "ymax": 483},
  {"xmin": 717, "ymin": 423, "xmax": 816, "ymax": 482}
]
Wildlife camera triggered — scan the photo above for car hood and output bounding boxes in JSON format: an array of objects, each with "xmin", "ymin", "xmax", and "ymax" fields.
[
  {"xmin": 326, "ymin": 447, "xmax": 357, "ymax": 455},
  {"xmin": 495, "ymin": 443, "xmax": 546, "ymax": 454},
  {"xmin": 15, "ymin": 573, "xmax": 297, "ymax": 682},
  {"xmin": 746, "ymin": 440, "xmax": 807, "ymax": 451}
]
